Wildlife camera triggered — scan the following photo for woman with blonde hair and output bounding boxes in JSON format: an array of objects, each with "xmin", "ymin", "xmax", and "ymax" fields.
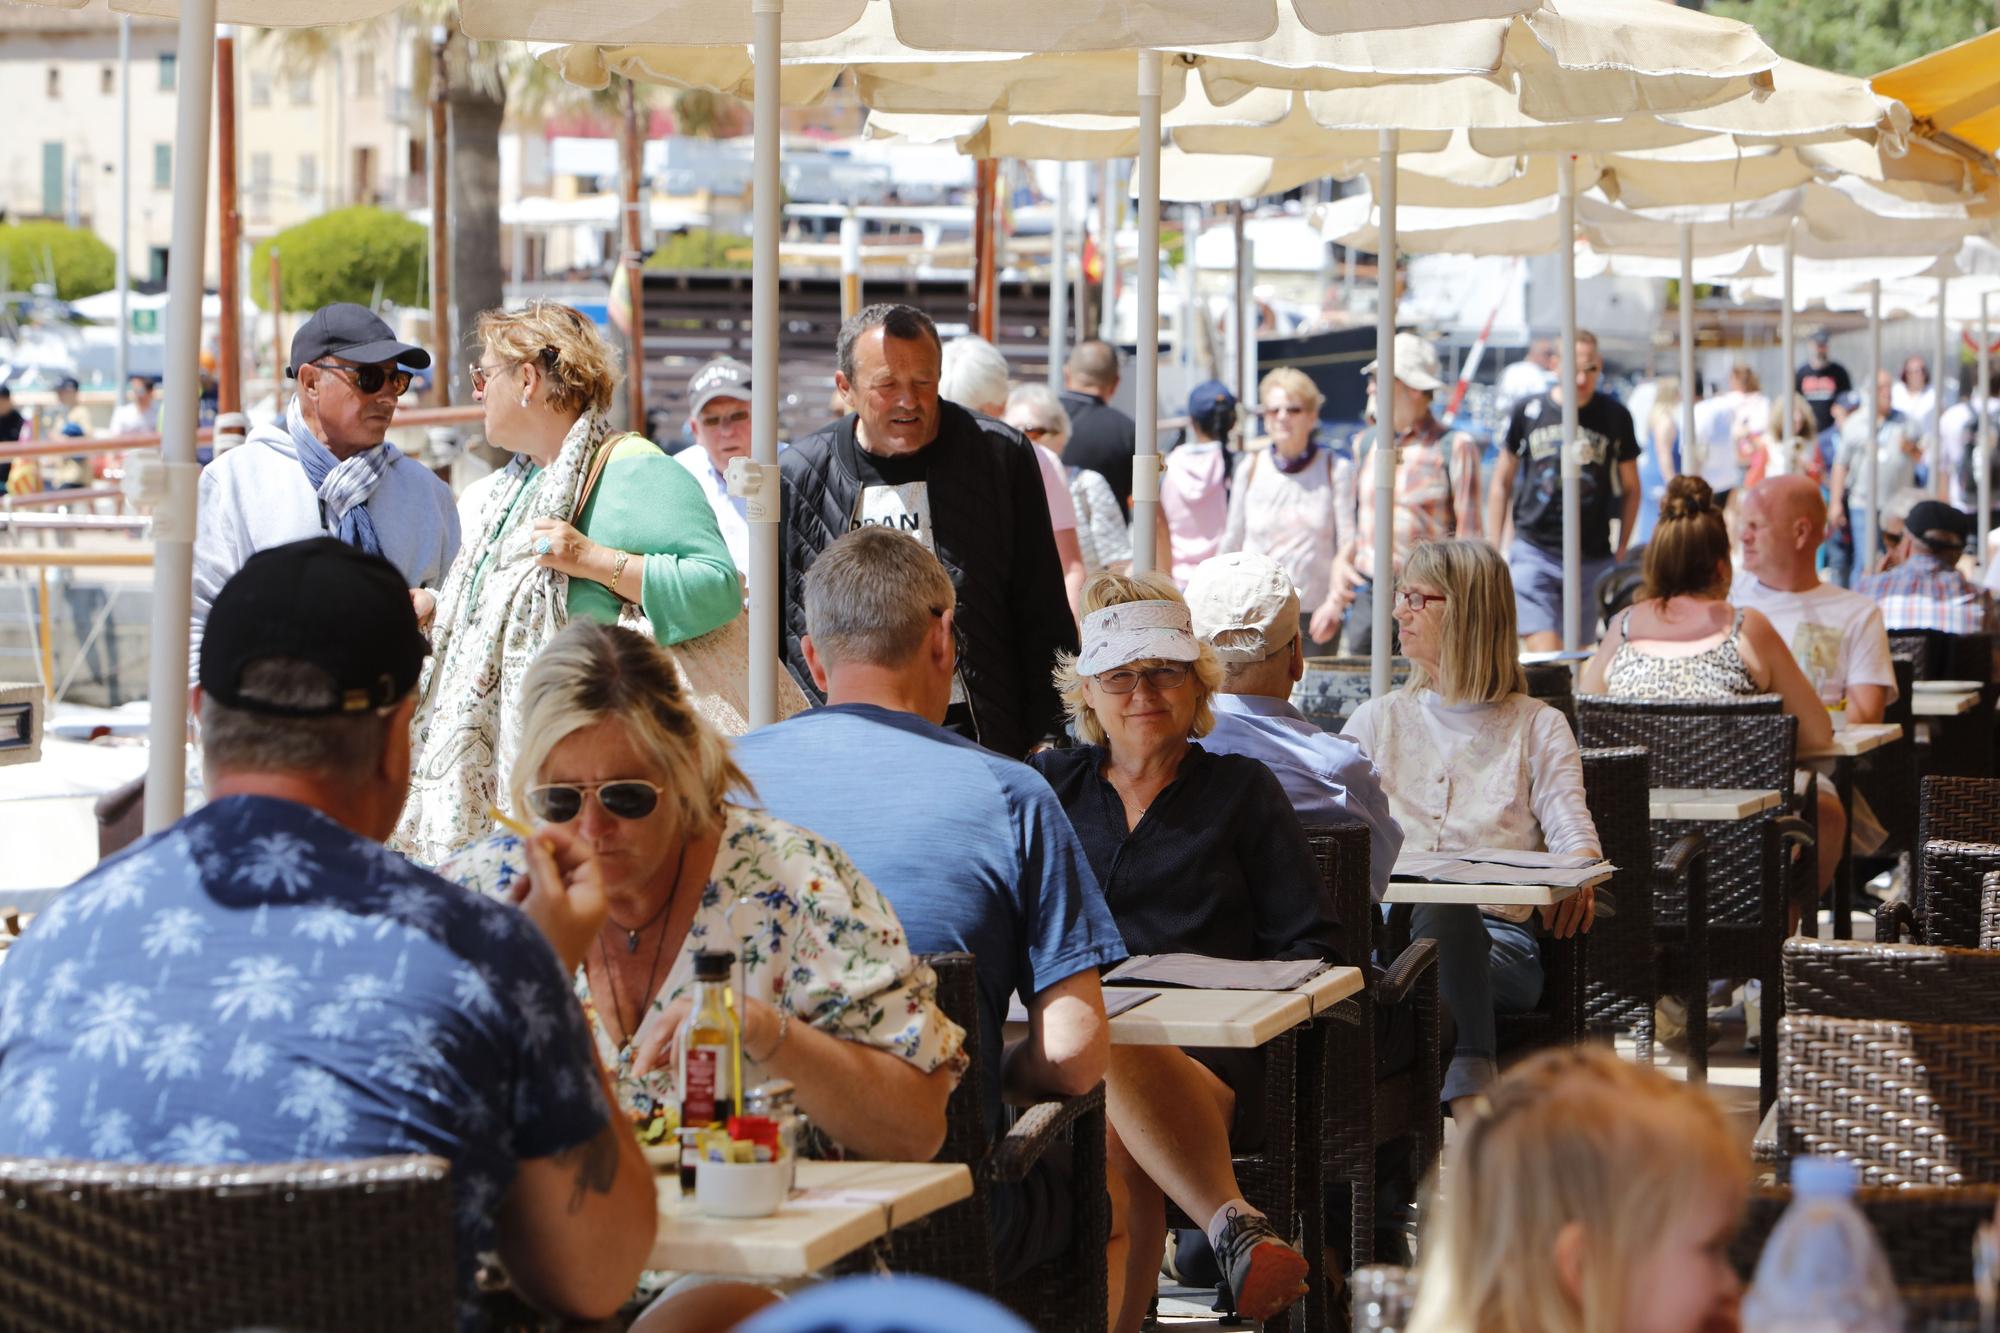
[
  {"xmin": 396, "ymin": 300, "xmax": 743, "ymax": 863},
  {"xmin": 1030, "ymin": 571, "xmax": 1340, "ymax": 1331},
  {"xmin": 441, "ymin": 620, "xmax": 965, "ymax": 1161},
  {"xmin": 1408, "ymin": 1046, "xmax": 1748, "ymax": 1333},
  {"xmin": 1343, "ymin": 540, "xmax": 1599, "ymax": 1114},
  {"xmin": 1222, "ymin": 366, "xmax": 1349, "ymax": 653}
]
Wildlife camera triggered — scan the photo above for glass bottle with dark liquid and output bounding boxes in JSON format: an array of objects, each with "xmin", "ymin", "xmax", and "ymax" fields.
[{"xmin": 677, "ymin": 949, "xmax": 738, "ymax": 1192}]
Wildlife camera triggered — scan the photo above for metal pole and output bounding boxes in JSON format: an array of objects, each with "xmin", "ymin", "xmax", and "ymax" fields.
[
  {"xmin": 1047, "ymin": 163, "xmax": 1068, "ymax": 391},
  {"xmin": 747, "ymin": 0, "xmax": 782, "ymax": 728},
  {"xmin": 215, "ymin": 27, "xmax": 241, "ymax": 422},
  {"xmin": 115, "ymin": 15, "xmax": 131, "ymax": 405},
  {"xmin": 1071, "ymin": 162, "xmax": 1090, "ymax": 348},
  {"xmin": 268, "ymin": 245, "xmax": 283, "ymax": 395},
  {"xmin": 1679, "ymin": 222, "xmax": 1697, "ymax": 480},
  {"xmin": 1130, "ymin": 52, "xmax": 1162, "ymax": 576},
  {"xmin": 1981, "ymin": 292, "xmax": 1994, "ymax": 573},
  {"xmin": 1934, "ymin": 272, "xmax": 1950, "ymax": 499},
  {"xmin": 839, "ymin": 207, "xmax": 862, "ymax": 322},
  {"xmin": 38, "ymin": 569, "xmax": 53, "ymax": 703},
  {"xmin": 428, "ymin": 27, "xmax": 451, "ymax": 408},
  {"xmin": 1780, "ymin": 225, "xmax": 1796, "ymax": 472},
  {"xmin": 1233, "ymin": 205, "xmax": 1252, "ymax": 411},
  {"xmin": 1371, "ymin": 129, "xmax": 1399, "ymax": 698},
  {"xmin": 621, "ymin": 78, "xmax": 647, "ymax": 436},
  {"xmin": 1100, "ymin": 160, "xmax": 1118, "ymax": 342},
  {"xmin": 142, "ymin": 0, "xmax": 219, "ymax": 832},
  {"xmin": 1179, "ymin": 203, "xmax": 1200, "ymax": 381},
  {"xmin": 972, "ymin": 159, "xmax": 997, "ymax": 343},
  {"xmin": 1559, "ymin": 154, "xmax": 1581, "ymax": 653},
  {"xmin": 1861, "ymin": 279, "xmax": 1882, "ymax": 577}
]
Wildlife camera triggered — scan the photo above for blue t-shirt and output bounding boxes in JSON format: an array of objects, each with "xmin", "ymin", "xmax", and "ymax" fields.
[
  {"xmin": 733, "ymin": 703, "xmax": 1125, "ymax": 1139},
  {"xmin": 0, "ymin": 796, "xmax": 607, "ymax": 1330}
]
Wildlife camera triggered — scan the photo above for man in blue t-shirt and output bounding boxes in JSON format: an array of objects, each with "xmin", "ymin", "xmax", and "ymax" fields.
[
  {"xmin": 734, "ymin": 526, "xmax": 1125, "ymax": 1288},
  {"xmin": 0, "ymin": 541, "xmax": 657, "ymax": 1330}
]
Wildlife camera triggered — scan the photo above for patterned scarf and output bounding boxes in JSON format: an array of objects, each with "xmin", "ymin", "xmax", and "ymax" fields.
[
  {"xmin": 392, "ymin": 409, "xmax": 630, "ymax": 866},
  {"xmin": 288, "ymin": 399, "xmax": 396, "ymax": 557}
]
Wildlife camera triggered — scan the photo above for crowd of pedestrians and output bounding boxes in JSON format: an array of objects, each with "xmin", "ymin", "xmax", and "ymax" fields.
[{"xmin": 1, "ymin": 295, "xmax": 1997, "ymax": 1333}]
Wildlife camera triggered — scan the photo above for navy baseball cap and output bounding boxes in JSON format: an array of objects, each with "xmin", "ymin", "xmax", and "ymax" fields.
[
  {"xmin": 56, "ymin": 376, "xmax": 80, "ymax": 392},
  {"xmin": 201, "ymin": 539, "xmax": 429, "ymax": 717},
  {"xmin": 288, "ymin": 302, "xmax": 431, "ymax": 378},
  {"xmin": 1907, "ymin": 500, "xmax": 1972, "ymax": 548},
  {"xmin": 1188, "ymin": 380, "xmax": 1237, "ymax": 420}
]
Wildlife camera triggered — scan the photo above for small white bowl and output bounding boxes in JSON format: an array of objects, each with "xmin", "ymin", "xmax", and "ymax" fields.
[{"xmin": 695, "ymin": 1159, "xmax": 791, "ymax": 1218}]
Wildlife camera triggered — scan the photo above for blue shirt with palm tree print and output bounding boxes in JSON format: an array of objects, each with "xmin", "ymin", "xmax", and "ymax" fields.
[{"xmin": 0, "ymin": 795, "xmax": 607, "ymax": 1330}]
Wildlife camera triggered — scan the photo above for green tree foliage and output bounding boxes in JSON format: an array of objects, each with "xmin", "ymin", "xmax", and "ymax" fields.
[
  {"xmin": 1707, "ymin": 0, "xmax": 1992, "ymax": 77},
  {"xmin": 0, "ymin": 221, "xmax": 116, "ymax": 301},
  {"xmin": 250, "ymin": 206, "xmax": 426, "ymax": 312},
  {"xmin": 644, "ymin": 228, "xmax": 753, "ymax": 271}
]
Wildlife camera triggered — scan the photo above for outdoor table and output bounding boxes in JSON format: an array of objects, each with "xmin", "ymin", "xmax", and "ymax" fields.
[
  {"xmin": 1381, "ymin": 881, "xmax": 1586, "ymax": 907},
  {"xmin": 1912, "ymin": 689, "xmax": 1979, "ymax": 717},
  {"xmin": 1520, "ymin": 649, "xmax": 1594, "ymax": 665},
  {"xmin": 1007, "ymin": 968, "xmax": 1364, "ymax": 1049},
  {"xmin": 649, "ymin": 1160, "xmax": 972, "ymax": 1275},
  {"xmin": 1799, "ymin": 722, "xmax": 1903, "ymax": 939},
  {"xmin": 1650, "ymin": 788, "xmax": 1783, "ymax": 821}
]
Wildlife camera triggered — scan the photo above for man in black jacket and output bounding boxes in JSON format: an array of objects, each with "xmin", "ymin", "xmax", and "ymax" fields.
[
  {"xmin": 1059, "ymin": 338, "xmax": 1139, "ymax": 511},
  {"xmin": 780, "ymin": 303, "xmax": 1078, "ymax": 759}
]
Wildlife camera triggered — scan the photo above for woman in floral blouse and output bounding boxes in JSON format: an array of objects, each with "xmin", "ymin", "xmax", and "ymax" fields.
[{"xmin": 442, "ymin": 621, "xmax": 964, "ymax": 1161}]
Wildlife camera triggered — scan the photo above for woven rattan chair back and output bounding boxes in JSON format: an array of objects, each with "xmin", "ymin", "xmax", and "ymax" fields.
[
  {"xmin": 1578, "ymin": 747, "xmax": 1654, "ymax": 1041},
  {"xmin": 1783, "ymin": 938, "xmax": 2000, "ymax": 1025},
  {"xmin": 0, "ymin": 1153, "xmax": 455, "ymax": 1332}
]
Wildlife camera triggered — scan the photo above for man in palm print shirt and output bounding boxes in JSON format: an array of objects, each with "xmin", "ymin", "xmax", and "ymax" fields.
[{"xmin": 0, "ymin": 540, "xmax": 656, "ymax": 1330}]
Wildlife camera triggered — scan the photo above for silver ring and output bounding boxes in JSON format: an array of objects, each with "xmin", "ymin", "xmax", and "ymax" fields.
[{"xmin": 534, "ymin": 536, "xmax": 553, "ymax": 556}]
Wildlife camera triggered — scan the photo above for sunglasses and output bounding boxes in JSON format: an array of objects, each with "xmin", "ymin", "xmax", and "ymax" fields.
[
  {"xmin": 311, "ymin": 361, "xmax": 413, "ymax": 397},
  {"xmin": 524, "ymin": 779, "xmax": 665, "ymax": 823},
  {"xmin": 699, "ymin": 408, "xmax": 751, "ymax": 431},
  {"xmin": 1096, "ymin": 664, "xmax": 1192, "ymax": 694},
  {"xmin": 469, "ymin": 360, "xmax": 522, "ymax": 393},
  {"xmin": 1020, "ymin": 425, "xmax": 1055, "ymax": 440}
]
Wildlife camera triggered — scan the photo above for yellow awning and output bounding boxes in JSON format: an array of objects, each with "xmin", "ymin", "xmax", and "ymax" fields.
[{"xmin": 1873, "ymin": 29, "xmax": 2000, "ymax": 160}]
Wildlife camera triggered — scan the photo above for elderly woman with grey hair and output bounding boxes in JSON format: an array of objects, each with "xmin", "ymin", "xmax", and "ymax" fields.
[
  {"xmin": 1029, "ymin": 571, "xmax": 1341, "ymax": 1331},
  {"xmin": 1007, "ymin": 382, "xmax": 1131, "ymax": 577}
]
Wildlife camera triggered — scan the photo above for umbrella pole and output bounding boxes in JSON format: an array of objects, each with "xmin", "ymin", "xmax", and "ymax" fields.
[
  {"xmin": 1049, "ymin": 162, "xmax": 1068, "ymax": 390},
  {"xmin": 142, "ymin": 0, "xmax": 219, "ymax": 832},
  {"xmin": 115, "ymin": 15, "xmax": 130, "ymax": 404},
  {"xmin": 621, "ymin": 77, "xmax": 647, "ymax": 436},
  {"xmin": 1558, "ymin": 154, "xmax": 1580, "ymax": 655},
  {"xmin": 747, "ymin": 0, "xmax": 782, "ymax": 728},
  {"xmin": 1130, "ymin": 51, "xmax": 1162, "ymax": 577},
  {"xmin": 1862, "ymin": 279, "xmax": 1881, "ymax": 579},
  {"xmin": 1233, "ymin": 205, "xmax": 1250, "ymax": 410},
  {"xmin": 1371, "ymin": 129, "xmax": 1398, "ymax": 699},
  {"xmin": 1934, "ymin": 272, "xmax": 1949, "ymax": 499},
  {"xmin": 1781, "ymin": 226, "xmax": 1795, "ymax": 473},
  {"xmin": 1679, "ymin": 222, "xmax": 1697, "ymax": 484},
  {"xmin": 1100, "ymin": 161, "xmax": 1118, "ymax": 341},
  {"xmin": 1982, "ymin": 292, "xmax": 1993, "ymax": 573}
]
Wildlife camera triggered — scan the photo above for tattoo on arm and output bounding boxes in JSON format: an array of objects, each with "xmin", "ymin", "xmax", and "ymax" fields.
[{"xmin": 555, "ymin": 1119, "xmax": 623, "ymax": 1214}]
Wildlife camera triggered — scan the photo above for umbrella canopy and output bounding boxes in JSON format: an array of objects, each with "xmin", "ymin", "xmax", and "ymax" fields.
[{"xmin": 1872, "ymin": 28, "xmax": 2000, "ymax": 163}]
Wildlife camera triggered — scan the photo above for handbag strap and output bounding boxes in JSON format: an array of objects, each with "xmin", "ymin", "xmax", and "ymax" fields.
[{"xmin": 573, "ymin": 432, "xmax": 642, "ymax": 521}]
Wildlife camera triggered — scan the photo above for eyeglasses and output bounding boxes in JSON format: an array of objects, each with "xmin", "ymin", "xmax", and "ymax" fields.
[
  {"xmin": 699, "ymin": 408, "xmax": 751, "ymax": 431},
  {"xmin": 1095, "ymin": 664, "xmax": 1192, "ymax": 694},
  {"xmin": 524, "ymin": 779, "xmax": 665, "ymax": 823},
  {"xmin": 469, "ymin": 360, "xmax": 521, "ymax": 394},
  {"xmin": 311, "ymin": 361, "xmax": 412, "ymax": 397},
  {"xmin": 1394, "ymin": 590, "xmax": 1449, "ymax": 613},
  {"xmin": 1020, "ymin": 425, "xmax": 1054, "ymax": 440}
]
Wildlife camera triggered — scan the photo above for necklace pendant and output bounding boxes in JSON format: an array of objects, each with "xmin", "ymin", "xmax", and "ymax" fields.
[{"xmin": 626, "ymin": 930, "xmax": 639, "ymax": 953}]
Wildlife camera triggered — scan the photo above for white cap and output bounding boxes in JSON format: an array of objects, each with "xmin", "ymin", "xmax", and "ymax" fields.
[
  {"xmin": 1361, "ymin": 331, "xmax": 1446, "ymax": 394},
  {"xmin": 1185, "ymin": 553, "xmax": 1301, "ymax": 663},
  {"xmin": 1076, "ymin": 600, "xmax": 1201, "ymax": 677},
  {"xmin": 688, "ymin": 356, "xmax": 753, "ymax": 415}
]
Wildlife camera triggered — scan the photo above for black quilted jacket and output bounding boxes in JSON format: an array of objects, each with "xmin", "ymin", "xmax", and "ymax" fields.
[{"xmin": 779, "ymin": 402, "xmax": 1078, "ymax": 760}]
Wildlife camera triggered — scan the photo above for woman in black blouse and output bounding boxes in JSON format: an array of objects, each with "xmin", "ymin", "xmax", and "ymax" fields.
[{"xmin": 1030, "ymin": 572, "xmax": 1341, "ymax": 1333}]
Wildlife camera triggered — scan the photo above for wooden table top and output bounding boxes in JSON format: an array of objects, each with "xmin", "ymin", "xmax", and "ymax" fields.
[
  {"xmin": 1912, "ymin": 690, "xmax": 1979, "ymax": 717},
  {"xmin": 1382, "ymin": 881, "xmax": 1585, "ymax": 907},
  {"xmin": 1650, "ymin": 787, "xmax": 1784, "ymax": 821},
  {"xmin": 1799, "ymin": 723, "xmax": 1902, "ymax": 759},
  {"xmin": 650, "ymin": 1160, "xmax": 972, "ymax": 1276}
]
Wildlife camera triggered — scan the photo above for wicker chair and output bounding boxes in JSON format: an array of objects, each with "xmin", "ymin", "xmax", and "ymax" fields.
[
  {"xmin": 1881, "ymin": 778, "xmax": 2000, "ymax": 947},
  {"xmin": 1577, "ymin": 699, "xmax": 1806, "ymax": 1110},
  {"xmin": 1731, "ymin": 1183, "xmax": 2000, "ymax": 1287},
  {"xmin": 1892, "ymin": 631, "xmax": 1996, "ymax": 782},
  {"xmin": 0, "ymin": 1154, "xmax": 456, "ymax": 1332},
  {"xmin": 1302, "ymin": 822, "xmax": 1441, "ymax": 1333},
  {"xmin": 889, "ymin": 953, "xmax": 1108, "ymax": 1333},
  {"xmin": 1983, "ymin": 870, "xmax": 2000, "ymax": 951}
]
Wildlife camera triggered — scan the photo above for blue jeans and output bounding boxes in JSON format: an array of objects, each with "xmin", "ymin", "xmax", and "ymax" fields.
[{"xmin": 1411, "ymin": 904, "xmax": 1545, "ymax": 1102}]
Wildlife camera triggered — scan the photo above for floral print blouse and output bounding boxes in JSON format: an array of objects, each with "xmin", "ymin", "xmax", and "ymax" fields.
[{"xmin": 439, "ymin": 802, "xmax": 967, "ymax": 1144}]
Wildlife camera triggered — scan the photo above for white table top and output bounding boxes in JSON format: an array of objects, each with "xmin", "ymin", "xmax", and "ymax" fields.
[
  {"xmin": 1007, "ymin": 967, "xmax": 1365, "ymax": 1050},
  {"xmin": 1650, "ymin": 787, "xmax": 1783, "ymax": 821},
  {"xmin": 1799, "ymin": 722, "xmax": 1902, "ymax": 759},
  {"xmin": 1383, "ymin": 881, "xmax": 1584, "ymax": 907},
  {"xmin": 1913, "ymin": 680, "xmax": 1983, "ymax": 693},
  {"xmin": 651, "ymin": 1160, "xmax": 972, "ymax": 1275},
  {"xmin": 1913, "ymin": 690, "xmax": 1980, "ymax": 716}
]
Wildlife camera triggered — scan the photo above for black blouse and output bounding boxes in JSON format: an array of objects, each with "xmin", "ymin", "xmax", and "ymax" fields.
[{"xmin": 1029, "ymin": 743, "xmax": 1345, "ymax": 966}]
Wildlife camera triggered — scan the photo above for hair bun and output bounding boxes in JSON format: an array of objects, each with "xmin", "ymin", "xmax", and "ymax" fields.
[{"xmin": 1660, "ymin": 475, "xmax": 1716, "ymax": 523}]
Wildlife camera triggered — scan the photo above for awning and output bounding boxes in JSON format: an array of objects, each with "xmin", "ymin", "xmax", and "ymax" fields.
[{"xmin": 1872, "ymin": 29, "xmax": 2000, "ymax": 162}]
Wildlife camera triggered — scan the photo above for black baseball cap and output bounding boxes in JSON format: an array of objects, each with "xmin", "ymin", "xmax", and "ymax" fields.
[
  {"xmin": 288, "ymin": 302, "xmax": 431, "ymax": 378},
  {"xmin": 200, "ymin": 538, "xmax": 429, "ymax": 717},
  {"xmin": 1906, "ymin": 500, "xmax": 1972, "ymax": 549}
]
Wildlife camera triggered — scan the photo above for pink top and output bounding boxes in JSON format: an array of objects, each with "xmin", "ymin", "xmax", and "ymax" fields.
[
  {"xmin": 1032, "ymin": 439, "xmax": 1079, "ymax": 533},
  {"xmin": 1163, "ymin": 441, "xmax": 1229, "ymax": 586}
]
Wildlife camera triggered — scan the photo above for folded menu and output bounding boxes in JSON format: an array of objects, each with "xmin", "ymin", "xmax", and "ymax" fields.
[
  {"xmin": 1103, "ymin": 953, "xmax": 1328, "ymax": 992},
  {"xmin": 1394, "ymin": 849, "xmax": 1613, "ymax": 888},
  {"xmin": 1005, "ymin": 987, "xmax": 1158, "ymax": 1025}
]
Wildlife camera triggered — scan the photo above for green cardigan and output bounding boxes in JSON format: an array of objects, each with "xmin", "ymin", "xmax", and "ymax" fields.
[{"xmin": 569, "ymin": 435, "xmax": 741, "ymax": 645}]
